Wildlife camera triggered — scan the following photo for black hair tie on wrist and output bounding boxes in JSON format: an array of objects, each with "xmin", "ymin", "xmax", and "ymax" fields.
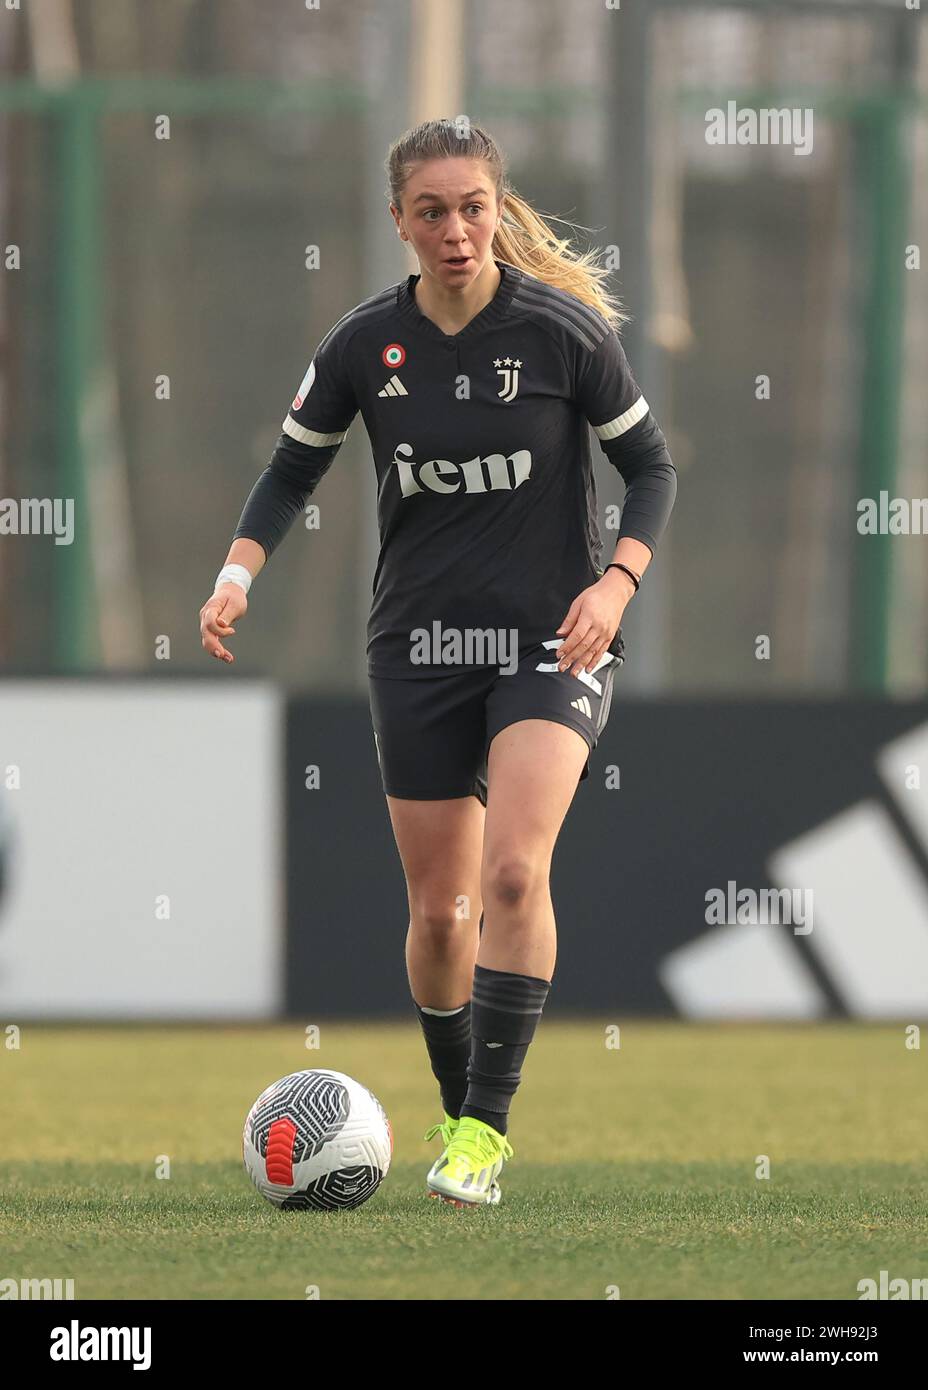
[{"xmin": 604, "ymin": 562, "xmax": 641, "ymax": 592}]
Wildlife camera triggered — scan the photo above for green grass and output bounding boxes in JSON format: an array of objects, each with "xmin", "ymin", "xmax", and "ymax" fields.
[{"xmin": 2, "ymin": 1022, "xmax": 926, "ymax": 1299}]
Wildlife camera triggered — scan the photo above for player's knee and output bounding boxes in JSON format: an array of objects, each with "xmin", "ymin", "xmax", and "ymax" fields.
[
  {"xmin": 483, "ymin": 854, "xmax": 542, "ymax": 912},
  {"xmin": 409, "ymin": 896, "xmax": 473, "ymax": 941}
]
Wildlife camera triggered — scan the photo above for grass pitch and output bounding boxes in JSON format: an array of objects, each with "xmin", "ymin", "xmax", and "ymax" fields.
[{"xmin": 2, "ymin": 1022, "xmax": 926, "ymax": 1300}]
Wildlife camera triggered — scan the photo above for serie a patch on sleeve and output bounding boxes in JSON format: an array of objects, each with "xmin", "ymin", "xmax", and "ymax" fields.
[{"xmin": 292, "ymin": 359, "xmax": 317, "ymax": 411}]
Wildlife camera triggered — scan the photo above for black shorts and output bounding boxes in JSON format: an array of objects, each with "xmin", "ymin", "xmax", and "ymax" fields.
[{"xmin": 368, "ymin": 635, "xmax": 624, "ymax": 805}]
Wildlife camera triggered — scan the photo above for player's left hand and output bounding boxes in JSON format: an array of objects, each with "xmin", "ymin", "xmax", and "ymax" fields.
[{"xmin": 555, "ymin": 570, "xmax": 636, "ymax": 676}]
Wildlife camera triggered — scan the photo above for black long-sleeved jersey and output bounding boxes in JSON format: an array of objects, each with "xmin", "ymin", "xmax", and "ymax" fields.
[{"xmin": 234, "ymin": 259, "xmax": 677, "ymax": 677}]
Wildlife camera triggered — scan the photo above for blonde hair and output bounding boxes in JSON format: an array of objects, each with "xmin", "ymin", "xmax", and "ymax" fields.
[{"xmin": 386, "ymin": 117, "xmax": 629, "ymax": 331}]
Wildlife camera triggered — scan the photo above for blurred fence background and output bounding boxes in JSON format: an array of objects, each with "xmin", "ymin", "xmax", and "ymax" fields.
[{"xmin": 2, "ymin": 0, "xmax": 926, "ymax": 692}]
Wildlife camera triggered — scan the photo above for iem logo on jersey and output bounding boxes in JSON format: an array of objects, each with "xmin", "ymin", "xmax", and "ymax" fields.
[
  {"xmin": 494, "ymin": 356, "xmax": 522, "ymax": 402},
  {"xmin": 393, "ymin": 442, "xmax": 531, "ymax": 497}
]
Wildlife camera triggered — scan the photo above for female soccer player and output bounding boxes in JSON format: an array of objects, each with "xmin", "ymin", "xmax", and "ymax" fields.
[{"xmin": 200, "ymin": 118, "xmax": 676, "ymax": 1207}]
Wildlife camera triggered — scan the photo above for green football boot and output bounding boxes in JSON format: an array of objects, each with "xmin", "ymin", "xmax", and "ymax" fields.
[
  {"xmin": 424, "ymin": 1111, "xmax": 469, "ymax": 1201},
  {"xmin": 426, "ymin": 1115, "xmax": 513, "ymax": 1207},
  {"xmin": 423, "ymin": 1111, "xmax": 460, "ymax": 1149}
]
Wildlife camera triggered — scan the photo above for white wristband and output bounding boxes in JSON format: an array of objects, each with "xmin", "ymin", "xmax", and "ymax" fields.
[{"xmin": 215, "ymin": 563, "xmax": 253, "ymax": 595}]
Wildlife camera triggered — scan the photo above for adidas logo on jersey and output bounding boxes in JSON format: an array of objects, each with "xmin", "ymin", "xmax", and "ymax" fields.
[
  {"xmin": 570, "ymin": 695, "xmax": 593, "ymax": 718},
  {"xmin": 378, "ymin": 375, "xmax": 408, "ymax": 397}
]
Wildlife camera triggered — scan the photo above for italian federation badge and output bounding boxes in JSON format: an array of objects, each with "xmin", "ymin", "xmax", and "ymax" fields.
[{"xmin": 382, "ymin": 343, "xmax": 406, "ymax": 368}]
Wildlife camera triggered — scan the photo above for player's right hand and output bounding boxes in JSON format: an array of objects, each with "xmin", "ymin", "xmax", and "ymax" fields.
[{"xmin": 200, "ymin": 583, "xmax": 247, "ymax": 664}]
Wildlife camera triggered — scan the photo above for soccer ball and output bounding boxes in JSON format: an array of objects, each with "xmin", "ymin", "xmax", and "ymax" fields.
[{"xmin": 243, "ymin": 1069, "xmax": 392, "ymax": 1211}]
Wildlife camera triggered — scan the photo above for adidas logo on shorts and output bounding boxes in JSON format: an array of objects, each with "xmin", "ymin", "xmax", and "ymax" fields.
[{"xmin": 570, "ymin": 695, "xmax": 592, "ymax": 718}]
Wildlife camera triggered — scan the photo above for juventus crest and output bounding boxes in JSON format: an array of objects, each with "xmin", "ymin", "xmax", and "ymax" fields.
[{"xmin": 494, "ymin": 356, "xmax": 522, "ymax": 402}]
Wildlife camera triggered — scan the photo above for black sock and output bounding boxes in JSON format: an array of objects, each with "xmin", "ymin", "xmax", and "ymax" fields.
[
  {"xmin": 460, "ymin": 963, "xmax": 551, "ymax": 1137},
  {"xmin": 413, "ymin": 999, "xmax": 471, "ymax": 1120}
]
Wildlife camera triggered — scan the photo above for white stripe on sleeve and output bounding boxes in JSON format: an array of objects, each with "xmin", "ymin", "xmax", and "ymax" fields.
[
  {"xmin": 591, "ymin": 395, "xmax": 650, "ymax": 441},
  {"xmin": 282, "ymin": 415, "xmax": 349, "ymax": 447}
]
